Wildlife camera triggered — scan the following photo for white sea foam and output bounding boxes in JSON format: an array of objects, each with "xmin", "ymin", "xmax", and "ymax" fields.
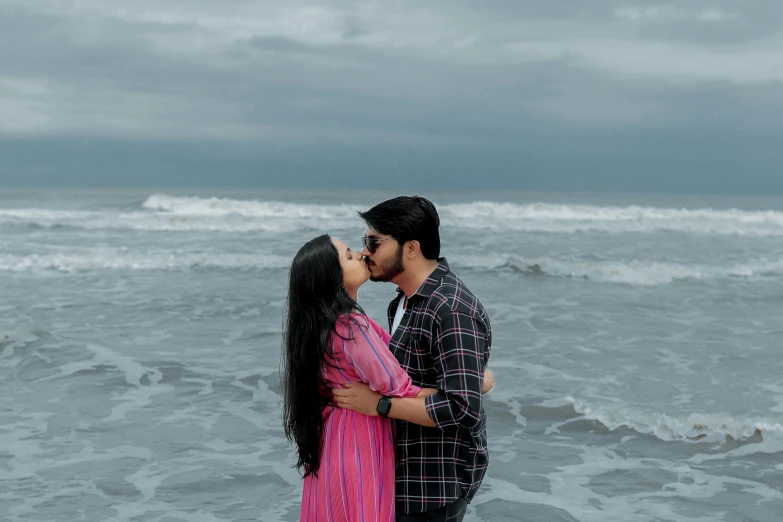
[
  {"xmin": 566, "ymin": 397, "xmax": 783, "ymax": 444},
  {"xmin": 0, "ymin": 251, "xmax": 291, "ymax": 272},
  {"xmin": 4, "ymin": 249, "xmax": 783, "ymax": 285},
  {"xmin": 0, "ymin": 208, "xmax": 351, "ymax": 233},
  {"xmin": 141, "ymin": 193, "xmax": 358, "ymax": 219},
  {"xmin": 2, "ymin": 194, "xmax": 783, "ymax": 235},
  {"xmin": 455, "ymin": 254, "xmax": 783, "ymax": 285},
  {"xmin": 441, "ymin": 201, "xmax": 783, "ymax": 235}
]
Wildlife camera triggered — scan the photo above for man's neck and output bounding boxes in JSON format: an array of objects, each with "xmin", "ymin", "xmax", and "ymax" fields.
[{"xmin": 394, "ymin": 259, "xmax": 440, "ymax": 298}]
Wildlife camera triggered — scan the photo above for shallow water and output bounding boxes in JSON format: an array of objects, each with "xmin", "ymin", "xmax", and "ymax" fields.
[{"xmin": 1, "ymin": 187, "xmax": 782, "ymax": 521}]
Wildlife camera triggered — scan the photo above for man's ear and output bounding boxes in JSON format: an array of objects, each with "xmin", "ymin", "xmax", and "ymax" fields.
[{"xmin": 407, "ymin": 240, "xmax": 421, "ymax": 258}]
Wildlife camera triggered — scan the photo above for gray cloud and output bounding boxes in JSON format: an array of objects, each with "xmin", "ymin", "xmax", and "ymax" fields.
[{"xmin": 0, "ymin": 0, "xmax": 781, "ymax": 192}]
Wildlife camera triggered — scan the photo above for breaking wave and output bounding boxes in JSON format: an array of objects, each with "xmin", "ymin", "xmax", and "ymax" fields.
[
  {"xmin": 457, "ymin": 255, "xmax": 783, "ymax": 285},
  {"xmin": 3, "ymin": 249, "xmax": 782, "ymax": 285},
  {"xmin": 1, "ymin": 194, "xmax": 783, "ymax": 235},
  {"xmin": 562, "ymin": 398, "xmax": 783, "ymax": 445}
]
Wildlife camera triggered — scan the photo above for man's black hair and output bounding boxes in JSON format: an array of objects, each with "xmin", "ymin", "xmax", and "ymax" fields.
[{"xmin": 358, "ymin": 195, "xmax": 441, "ymax": 260}]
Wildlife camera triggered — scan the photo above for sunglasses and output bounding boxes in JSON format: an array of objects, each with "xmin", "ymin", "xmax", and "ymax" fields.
[{"xmin": 362, "ymin": 236, "xmax": 399, "ymax": 254}]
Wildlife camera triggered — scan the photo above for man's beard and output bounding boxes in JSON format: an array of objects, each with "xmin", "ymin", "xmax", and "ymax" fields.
[{"xmin": 369, "ymin": 244, "xmax": 405, "ymax": 282}]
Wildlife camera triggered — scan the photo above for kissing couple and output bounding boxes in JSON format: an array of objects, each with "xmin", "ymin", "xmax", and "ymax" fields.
[{"xmin": 283, "ymin": 196, "xmax": 493, "ymax": 522}]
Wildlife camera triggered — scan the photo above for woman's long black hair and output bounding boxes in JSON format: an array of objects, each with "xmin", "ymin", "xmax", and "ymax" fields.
[{"xmin": 282, "ymin": 234, "xmax": 364, "ymax": 477}]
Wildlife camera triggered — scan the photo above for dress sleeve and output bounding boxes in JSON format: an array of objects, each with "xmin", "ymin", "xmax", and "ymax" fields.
[{"xmin": 340, "ymin": 318, "xmax": 420, "ymax": 398}]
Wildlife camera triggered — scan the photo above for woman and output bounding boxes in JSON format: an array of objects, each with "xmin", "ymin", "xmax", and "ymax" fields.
[{"xmin": 282, "ymin": 234, "xmax": 493, "ymax": 522}]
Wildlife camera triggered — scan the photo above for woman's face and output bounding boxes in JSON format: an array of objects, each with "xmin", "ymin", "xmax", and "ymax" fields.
[{"xmin": 331, "ymin": 237, "xmax": 370, "ymax": 292}]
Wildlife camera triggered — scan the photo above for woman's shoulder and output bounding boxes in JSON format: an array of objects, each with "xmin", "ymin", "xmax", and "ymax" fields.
[
  {"xmin": 336, "ymin": 312, "xmax": 389, "ymax": 336},
  {"xmin": 336, "ymin": 312, "xmax": 371, "ymax": 331}
]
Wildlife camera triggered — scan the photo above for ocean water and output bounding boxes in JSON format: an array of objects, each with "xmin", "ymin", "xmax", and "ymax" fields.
[{"xmin": 2, "ymin": 187, "xmax": 782, "ymax": 522}]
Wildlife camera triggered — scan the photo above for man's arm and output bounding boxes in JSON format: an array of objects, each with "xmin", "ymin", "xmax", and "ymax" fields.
[
  {"xmin": 331, "ymin": 313, "xmax": 489, "ymax": 428},
  {"xmin": 331, "ymin": 384, "xmax": 437, "ymax": 427},
  {"xmin": 389, "ymin": 396, "xmax": 437, "ymax": 427},
  {"xmin": 331, "ymin": 378, "xmax": 491, "ymax": 427},
  {"xmin": 424, "ymin": 311, "xmax": 487, "ymax": 430}
]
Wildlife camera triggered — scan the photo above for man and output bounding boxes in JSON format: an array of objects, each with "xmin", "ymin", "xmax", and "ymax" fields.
[{"xmin": 332, "ymin": 196, "xmax": 492, "ymax": 522}]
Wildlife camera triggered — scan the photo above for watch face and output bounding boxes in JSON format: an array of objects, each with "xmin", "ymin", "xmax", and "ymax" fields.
[{"xmin": 377, "ymin": 397, "xmax": 392, "ymax": 416}]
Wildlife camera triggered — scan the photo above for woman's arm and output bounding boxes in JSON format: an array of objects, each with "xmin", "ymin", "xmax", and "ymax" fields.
[
  {"xmin": 340, "ymin": 318, "xmax": 421, "ymax": 398},
  {"xmin": 416, "ymin": 369, "xmax": 492, "ymax": 399}
]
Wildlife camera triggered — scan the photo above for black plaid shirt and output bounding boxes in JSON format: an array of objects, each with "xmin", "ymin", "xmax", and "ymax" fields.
[{"xmin": 387, "ymin": 259, "xmax": 491, "ymax": 514}]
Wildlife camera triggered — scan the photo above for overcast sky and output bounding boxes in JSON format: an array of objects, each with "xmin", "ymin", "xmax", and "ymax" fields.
[{"xmin": 1, "ymin": 0, "xmax": 781, "ymax": 192}]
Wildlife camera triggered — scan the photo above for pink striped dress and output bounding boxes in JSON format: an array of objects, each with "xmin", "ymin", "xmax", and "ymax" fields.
[{"xmin": 299, "ymin": 313, "xmax": 421, "ymax": 522}]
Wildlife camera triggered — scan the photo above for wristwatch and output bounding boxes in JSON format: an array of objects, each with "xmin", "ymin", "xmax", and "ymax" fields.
[{"xmin": 376, "ymin": 396, "xmax": 392, "ymax": 417}]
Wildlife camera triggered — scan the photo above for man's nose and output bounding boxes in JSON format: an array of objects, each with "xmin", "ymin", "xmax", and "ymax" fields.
[{"xmin": 360, "ymin": 246, "xmax": 372, "ymax": 258}]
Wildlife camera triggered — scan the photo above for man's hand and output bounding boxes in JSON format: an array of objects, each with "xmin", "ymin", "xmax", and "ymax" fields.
[{"xmin": 331, "ymin": 383, "xmax": 382, "ymax": 416}]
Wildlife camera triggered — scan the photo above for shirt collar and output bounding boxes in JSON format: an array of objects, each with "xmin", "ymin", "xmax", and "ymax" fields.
[{"xmin": 396, "ymin": 258, "xmax": 450, "ymax": 299}]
